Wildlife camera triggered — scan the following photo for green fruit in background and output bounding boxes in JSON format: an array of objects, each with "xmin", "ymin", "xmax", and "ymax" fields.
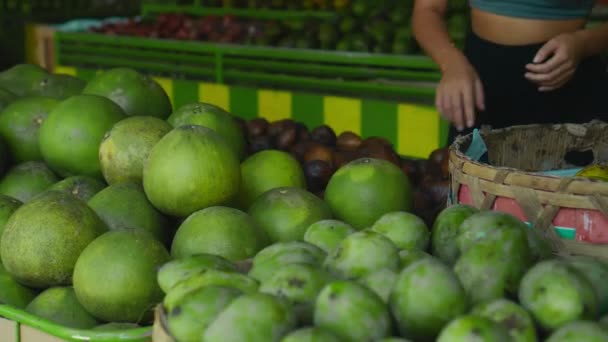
[
  {"xmin": 83, "ymin": 68, "xmax": 172, "ymax": 118},
  {"xmin": 171, "ymin": 206, "xmax": 266, "ymax": 261},
  {"xmin": 0, "ymin": 263, "xmax": 36, "ymax": 309},
  {"xmin": 281, "ymin": 327, "xmax": 342, "ymax": 342},
  {"xmin": 436, "ymin": 315, "xmax": 510, "ymax": 342},
  {"xmin": 518, "ymin": 259, "xmax": 597, "ymax": 331},
  {"xmin": 168, "ymin": 286, "xmax": 242, "ymax": 342},
  {"xmin": 99, "ymin": 116, "xmax": 172, "ymax": 185},
  {"xmin": 0, "ymin": 161, "xmax": 58, "ymax": 202},
  {"xmin": 454, "ymin": 228, "xmax": 532, "ymax": 305},
  {"xmin": 93, "ymin": 323, "xmax": 141, "ymax": 331},
  {"xmin": 39, "ymin": 94, "xmax": 126, "ymax": 178},
  {"xmin": 565, "ymin": 256, "xmax": 608, "ymax": 316},
  {"xmin": 390, "ymin": 258, "xmax": 468, "ymax": 341},
  {"xmin": 599, "ymin": 315, "xmax": 608, "ymax": 329},
  {"xmin": 370, "ymin": 211, "xmax": 429, "ymax": 250},
  {"xmin": 49, "ymin": 176, "xmax": 106, "ymax": 202},
  {"xmin": 73, "ymin": 230, "xmax": 170, "ymax": 323},
  {"xmin": 398, "ymin": 249, "xmax": 433, "ymax": 269},
  {"xmin": 164, "ymin": 269, "xmax": 259, "ymax": 312},
  {"xmin": 0, "ymin": 88, "xmax": 18, "ymax": 113},
  {"xmin": 168, "ymin": 102, "xmax": 246, "ymax": 160},
  {"xmin": 157, "ymin": 254, "xmax": 237, "ymax": 294},
  {"xmin": 1, "ymin": 191, "xmax": 107, "ymax": 288},
  {"xmin": 359, "ymin": 268, "xmax": 398, "ymax": 303},
  {"xmin": 29, "ymin": 74, "xmax": 86, "ymax": 100},
  {"xmin": 325, "ymin": 158, "xmax": 412, "ymax": 230},
  {"xmin": 546, "ymin": 321, "xmax": 608, "ymax": 342},
  {"xmin": 0, "ymin": 96, "xmax": 58, "ymax": 162},
  {"xmin": 0, "ymin": 64, "xmax": 48, "ymax": 96},
  {"xmin": 0, "ymin": 195, "xmax": 21, "ymax": 247},
  {"xmin": 472, "ymin": 298, "xmax": 537, "ymax": 342},
  {"xmin": 238, "ymin": 150, "xmax": 306, "ymax": 209},
  {"xmin": 303, "ymin": 219, "xmax": 355, "ymax": 254},
  {"xmin": 431, "ymin": 204, "xmax": 478, "ymax": 265},
  {"xmin": 249, "ymin": 241, "xmax": 326, "ymax": 282},
  {"xmin": 143, "ymin": 125, "xmax": 241, "ymax": 217},
  {"xmin": 259, "ymin": 263, "xmax": 331, "ymax": 324},
  {"xmin": 314, "ymin": 281, "xmax": 391, "ymax": 341},
  {"xmin": 203, "ymin": 293, "xmax": 297, "ymax": 342},
  {"xmin": 88, "ymin": 182, "xmax": 168, "ymax": 242},
  {"xmin": 249, "ymin": 187, "xmax": 332, "ymax": 243},
  {"xmin": 324, "ymin": 230, "xmax": 399, "ymax": 279},
  {"xmin": 26, "ymin": 287, "xmax": 98, "ymax": 329}
]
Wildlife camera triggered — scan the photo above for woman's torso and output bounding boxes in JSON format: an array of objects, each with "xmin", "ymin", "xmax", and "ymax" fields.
[{"xmin": 469, "ymin": 0, "xmax": 594, "ymax": 45}]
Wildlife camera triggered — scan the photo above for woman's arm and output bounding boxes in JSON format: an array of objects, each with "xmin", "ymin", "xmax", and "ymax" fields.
[
  {"xmin": 575, "ymin": 23, "xmax": 608, "ymax": 58},
  {"xmin": 412, "ymin": 0, "xmax": 484, "ymax": 131}
]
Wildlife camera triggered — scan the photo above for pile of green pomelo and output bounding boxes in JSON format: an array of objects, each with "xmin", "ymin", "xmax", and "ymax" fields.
[{"xmin": 0, "ymin": 63, "xmax": 607, "ymax": 342}]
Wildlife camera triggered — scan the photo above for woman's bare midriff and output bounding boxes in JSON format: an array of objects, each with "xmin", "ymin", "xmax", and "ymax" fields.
[{"xmin": 471, "ymin": 8, "xmax": 587, "ymax": 45}]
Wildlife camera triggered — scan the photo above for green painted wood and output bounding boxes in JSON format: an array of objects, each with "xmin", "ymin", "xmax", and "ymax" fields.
[
  {"xmin": 292, "ymin": 93, "xmax": 324, "ymax": 130},
  {"xmin": 172, "ymin": 79, "xmax": 199, "ymax": 109},
  {"xmin": 229, "ymin": 86, "xmax": 258, "ymax": 120},
  {"xmin": 361, "ymin": 99, "xmax": 398, "ymax": 144}
]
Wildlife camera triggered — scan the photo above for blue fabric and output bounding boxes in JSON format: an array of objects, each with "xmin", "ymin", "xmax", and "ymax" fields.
[{"xmin": 469, "ymin": 0, "xmax": 595, "ymax": 20}]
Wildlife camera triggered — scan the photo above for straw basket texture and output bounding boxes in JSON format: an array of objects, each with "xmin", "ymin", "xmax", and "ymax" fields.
[{"xmin": 449, "ymin": 121, "xmax": 608, "ymax": 260}]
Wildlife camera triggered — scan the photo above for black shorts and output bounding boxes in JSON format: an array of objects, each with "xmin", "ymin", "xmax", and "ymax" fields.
[{"xmin": 447, "ymin": 31, "xmax": 608, "ymax": 144}]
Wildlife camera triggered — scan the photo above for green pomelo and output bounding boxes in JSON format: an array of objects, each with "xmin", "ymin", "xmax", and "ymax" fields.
[
  {"xmin": 471, "ymin": 298, "xmax": 537, "ymax": 342},
  {"xmin": 0, "ymin": 263, "xmax": 36, "ymax": 309},
  {"xmin": 203, "ymin": 293, "xmax": 297, "ymax": 342},
  {"xmin": 164, "ymin": 269, "xmax": 259, "ymax": 312},
  {"xmin": 314, "ymin": 280, "xmax": 391, "ymax": 341},
  {"xmin": 73, "ymin": 230, "xmax": 170, "ymax": 323},
  {"xmin": 167, "ymin": 285, "xmax": 242, "ymax": 342},
  {"xmin": 303, "ymin": 219, "xmax": 355, "ymax": 254},
  {"xmin": 398, "ymin": 249, "xmax": 433, "ymax": 269},
  {"xmin": 358, "ymin": 268, "xmax": 398, "ymax": 303},
  {"xmin": 249, "ymin": 187, "xmax": 332, "ymax": 243},
  {"xmin": 0, "ymin": 161, "xmax": 58, "ymax": 202},
  {"xmin": 390, "ymin": 258, "xmax": 468, "ymax": 341},
  {"xmin": 518, "ymin": 259, "xmax": 598, "ymax": 331},
  {"xmin": 99, "ymin": 116, "xmax": 172, "ymax": 185},
  {"xmin": 370, "ymin": 211, "xmax": 429, "ymax": 250},
  {"xmin": 171, "ymin": 206, "xmax": 266, "ymax": 261},
  {"xmin": 87, "ymin": 182, "xmax": 168, "ymax": 242},
  {"xmin": 25, "ymin": 287, "xmax": 98, "ymax": 329},
  {"xmin": 49, "ymin": 175, "xmax": 106, "ymax": 202},
  {"xmin": 249, "ymin": 241, "xmax": 326, "ymax": 282},
  {"xmin": 0, "ymin": 64, "xmax": 48, "ymax": 96},
  {"xmin": 0, "ymin": 87, "xmax": 18, "ymax": 113},
  {"xmin": 1, "ymin": 190, "xmax": 107, "ymax": 287},
  {"xmin": 546, "ymin": 321, "xmax": 608, "ymax": 342},
  {"xmin": 324, "ymin": 230, "xmax": 399, "ymax": 279},
  {"xmin": 281, "ymin": 327, "xmax": 342, "ymax": 342},
  {"xmin": 83, "ymin": 68, "xmax": 172, "ymax": 118},
  {"xmin": 454, "ymin": 229, "xmax": 532, "ymax": 305},
  {"xmin": 325, "ymin": 158, "xmax": 412, "ymax": 230},
  {"xmin": 39, "ymin": 94, "xmax": 126, "ymax": 178},
  {"xmin": 93, "ymin": 322, "xmax": 141, "ymax": 331},
  {"xmin": 260, "ymin": 263, "xmax": 331, "ymax": 324},
  {"xmin": 431, "ymin": 204, "xmax": 479, "ymax": 265},
  {"xmin": 168, "ymin": 102, "xmax": 246, "ymax": 160},
  {"xmin": 143, "ymin": 125, "xmax": 240, "ymax": 217},
  {"xmin": 565, "ymin": 256, "xmax": 608, "ymax": 316},
  {"xmin": 238, "ymin": 150, "xmax": 306, "ymax": 208},
  {"xmin": 376, "ymin": 338, "xmax": 413, "ymax": 342},
  {"xmin": 458, "ymin": 211, "xmax": 552, "ymax": 262},
  {"xmin": 0, "ymin": 96, "xmax": 58, "ymax": 162},
  {"xmin": 436, "ymin": 315, "xmax": 510, "ymax": 342},
  {"xmin": 157, "ymin": 254, "xmax": 237, "ymax": 294},
  {"xmin": 0, "ymin": 195, "xmax": 21, "ymax": 247},
  {"xmin": 29, "ymin": 74, "xmax": 86, "ymax": 100}
]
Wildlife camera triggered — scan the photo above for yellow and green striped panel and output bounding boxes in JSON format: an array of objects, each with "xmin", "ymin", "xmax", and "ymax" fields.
[{"xmin": 66, "ymin": 66, "xmax": 447, "ymax": 158}]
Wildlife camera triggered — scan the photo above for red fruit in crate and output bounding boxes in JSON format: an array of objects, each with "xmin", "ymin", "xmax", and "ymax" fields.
[
  {"xmin": 310, "ymin": 125, "xmax": 337, "ymax": 147},
  {"xmin": 304, "ymin": 160, "xmax": 334, "ymax": 193},
  {"xmin": 223, "ymin": 15, "xmax": 237, "ymax": 28}
]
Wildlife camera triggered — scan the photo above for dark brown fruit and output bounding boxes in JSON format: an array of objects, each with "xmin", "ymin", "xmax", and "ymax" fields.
[
  {"xmin": 304, "ymin": 143, "xmax": 334, "ymax": 165},
  {"xmin": 290, "ymin": 141, "xmax": 311, "ymax": 163},
  {"xmin": 310, "ymin": 125, "xmax": 337, "ymax": 147},
  {"xmin": 362, "ymin": 136, "xmax": 392, "ymax": 148},
  {"xmin": 336, "ymin": 131, "xmax": 362, "ymax": 151},
  {"xmin": 275, "ymin": 126, "xmax": 298, "ymax": 151},
  {"xmin": 401, "ymin": 158, "xmax": 421, "ymax": 185},
  {"xmin": 332, "ymin": 150, "xmax": 357, "ymax": 169},
  {"xmin": 248, "ymin": 135, "xmax": 274, "ymax": 154},
  {"xmin": 267, "ymin": 119, "xmax": 295, "ymax": 137},
  {"xmin": 357, "ymin": 143, "xmax": 400, "ymax": 167},
  {"xmin": 303, "ymin": 160, "xmax": 334, "ymax": 193},
  {"xmin": 295, "ymin": 122, "xmax": 310, "ymax": 142},
  {"xmin": 246, "ymin": 118, "xmax": 269, "ymax": 138},
  {"xmin": 428, "ymin": 148, "xmax": 450, "ymax": 179}
]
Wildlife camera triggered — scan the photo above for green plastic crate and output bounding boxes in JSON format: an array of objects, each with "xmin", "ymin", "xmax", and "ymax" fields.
[{"xmin": 0, "ymin": 305, "xmax": 152, "ymax": 342}]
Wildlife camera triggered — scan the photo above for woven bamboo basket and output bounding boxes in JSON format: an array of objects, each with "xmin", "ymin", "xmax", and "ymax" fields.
[{"xmin": 449, "ymin": 121, "xmax": 608, "ymax": 260}]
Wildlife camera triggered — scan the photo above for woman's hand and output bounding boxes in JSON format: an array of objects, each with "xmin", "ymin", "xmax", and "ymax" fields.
[
  {"xmin": 436, "ymin": 56, "xmax": 485, "ymax": 131},
  {"xmin": 525, "ymin": 32, "xmax": 585, "ymax": 92}
]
